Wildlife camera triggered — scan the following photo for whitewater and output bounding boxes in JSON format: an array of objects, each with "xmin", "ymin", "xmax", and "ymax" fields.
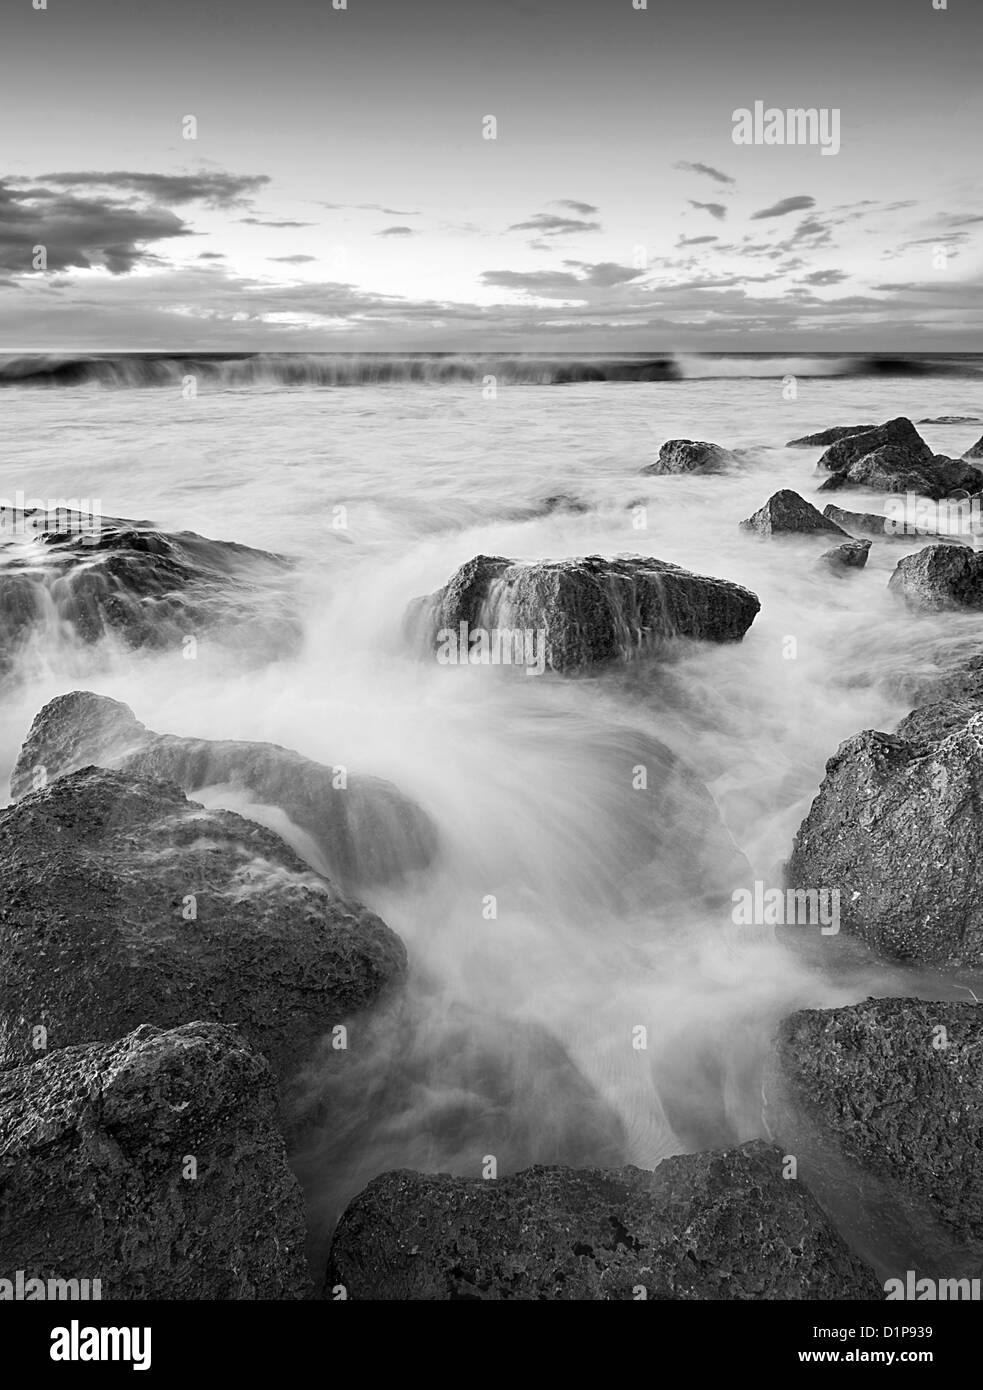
[{"xmin": 3, "ymin": 357, "xmax": 982, "ymax": 1272}]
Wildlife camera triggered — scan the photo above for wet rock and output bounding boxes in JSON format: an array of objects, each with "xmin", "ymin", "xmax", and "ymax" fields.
[
  {"xmin": 964, "ymin": 434, "xmax": 983, "ymax": 461},
  {"xmin": 0, "ymin": 1021, "xmax": 311, "ymax": 1299},
  {"xmin": 814, "ymin": 417, "xmax": 983, "ymax": 498},
  {"xmin": 0, "ymin": 519, "xmax": 300, "ymax": 678},
  {"xmin": 822, "ymin": 503, "xmax": 970, "ymax": 545},
  {"xmin": 325, "ymin": 1140, "xmax": 880, "ymax": 1300},
  {"xmin": 740, "ymin": 490, "xmax": 849, "ymax": 538},
  {"xmin": 819, "ymin": 539, "xmax": 871, "ymax": 571},
  {"xmin": 887, "ymin": 544, "xmax": 983, "ymax": 611},
  {"xmin": 640, "ymin": 440, "xmax": 736, "ymax": 476},
  {"xmin": 0, "ymin": 766, "xmax": 406, "ymax": 1077},
  {"xmin": 786, "ymin": 425, "xmax": 875, "ymax": 447},
  {"xmin": 768, "ymin": 1000, "xmax": 983, "ymax": 1241},
  {"xmin": 410, "ymin": 554, "xmax": 760, "ymax": 675},
  {"xmin": 785, "ymin": 709, "xmax": 983, "ymax": 965},
  {"xmin": 10, "ymin": 691, "xmax": 439, "ymax": 892},
  {"xmin": 918, "ymin": 416, "xmax": 981, "ymax": 426}
]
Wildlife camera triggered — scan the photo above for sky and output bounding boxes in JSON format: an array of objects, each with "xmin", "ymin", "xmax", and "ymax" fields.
[{"xmin": 0, "ymin": 0, "xmax": 981, "ymax": 350}]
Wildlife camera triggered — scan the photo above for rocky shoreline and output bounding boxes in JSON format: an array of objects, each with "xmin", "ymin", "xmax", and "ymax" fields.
[{"xmin": 2, "ymin": 414, "xmax": 982, "ymax": 1299}]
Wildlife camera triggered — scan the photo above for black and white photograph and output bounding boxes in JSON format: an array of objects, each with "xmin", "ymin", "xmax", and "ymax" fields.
[{"xmin": 0, "ymin": 0, "xmax": 980, "ymax": 1360}]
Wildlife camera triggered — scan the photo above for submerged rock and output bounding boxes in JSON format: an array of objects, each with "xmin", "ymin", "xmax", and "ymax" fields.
[
  {"xmin": 785, "ymin": 424, "xmax": 875, "ymax": 447},
  {"xmin": 0, "ymin": 1022, "xmax": 311, "ymax": 1299},
  {"xmin": 785, "ymin": 705, "xmax": 983, "ymax": 965},
  {"xmin": 640, "ymin": 439, "xmax": 736, "ymax": 475},
  {"xmin": 409, "ymin": 554, "xmax": 760, "ymax": 675},
  {"xmin": 918, "ymin": 416, "xmax": 981, "ymax": 426},
  {"xmin": 822, "ymin": 503, "xmax": 970, "ymax": 545},
  {"xmin": 10, "ymin": 691, "xmax": 438, "ymax": 891},
  {"xmin": 768, "ymin": 1000, "xmax": 983, "ymax": 1241},
  {"xmin": 819, "ymin": 539, "xmax": 871, "ymax": 571},
  {"xmin": 814, "ymin": 417, "xmax": 982, "ymax": 498},
  {"xmin": 0, "ymin": 767, "xmax": 406, "ymax": 1077},
  {"xmin": 0, "ymin": 519, "xmax": 300, "ymax": 678},
  {"xmin": 325, "ymin": 1140, "xmax": 880, "ymax": 1300},
  {"xmin": 740, "ymin": 490, "xmax": 848, "ymax": 538},
  {"xmin": 887, "ymin": 544, "xmax": 983, "ymax": 610}
]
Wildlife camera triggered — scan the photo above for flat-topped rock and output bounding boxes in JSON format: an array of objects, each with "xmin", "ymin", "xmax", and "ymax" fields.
[{"xmin": 325, "ymin": 1140, "xmax": 880, "ymax": 1300}]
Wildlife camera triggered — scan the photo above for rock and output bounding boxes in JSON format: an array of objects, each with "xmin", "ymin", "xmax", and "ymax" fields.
[
  {"xmin": 895, "ymin": 654, "xmax": 983, "ymax": 740},
  {"xmin": 964, "ymin": 434, "xmax": 983, "ymax": 461},
  {"xmin": 0, "ymin": 766, "xmax": 406, "ymax": 1077},
  {"xmin": 819, "ymin": 539, "xmax": 871, "ymax": 571},
  {"xmin": 887, "ymin": 544, "xmax": 983, "ymax": 611},
  {"xmin": 918, "ymin": 416, "xmax": 981, "ymax": 426},
  {"xmin": 768, "ymin": 1000, "xmax": 983, "ymax": 1241},
  {"xmin": 739, "ymin": 490, "xmax": 849, "ymax": 538},
  {"xmin": 325, "ymin": 1140, "xmax": 879, "ymax": 1300},
  {"xmin": 785, "ymin": 425, "xmax": 875, "ymax": 447},
  {"xmin": 785, "ymin": 709, "xmax": 983, "ymax": 965},
  {"xmin": 814, "ymin": 417, "xmax": 983, "ymax": 498},
  {"xmin": 822, "ymin": 503, "xmax": 970, "ymax": 546},
  {"xmin": 0, "ymin": 1021, "xmax": 311, "ymax": 1299},
  {"xmin": 640, "ymin": 440, "xmax": 736, "ymax": 476},
  {"xmin": 10, "ymin": 692, "xmax": 438, "ymax": 892},
  {"xmin": 0, "ymin": 519, "xmax": 300, "ymax": 679},
  {"xmin": 539, "ymin": 494, "xmax": 590, "ymax": 514},
  {"xmin": 410, "ymin": 554, "xmax": 760, "ymax": 675}
]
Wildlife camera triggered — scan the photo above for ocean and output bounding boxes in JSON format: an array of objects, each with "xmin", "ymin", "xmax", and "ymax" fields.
[{"xmin": 3, "ymin": 352, "xmax": 982, "ymax": 1275}]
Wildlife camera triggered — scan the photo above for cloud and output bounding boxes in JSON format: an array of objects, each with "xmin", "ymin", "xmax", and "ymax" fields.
[
  {"xmin": 41, "ymin": 171, "xmax": 270, "ymax": 208},
  {"xmin": 239, "ymin": 217, "xmax": 315, "ymax": 228},
  {"xmin": 481, "ymin": 268, "xmax": 585, "ymax": 298},
  {"xmin": 800, "ymin": 269, "xmax": 848, "ymax": 286},
  {"xmin": 687, "ymin": 200, "xmax": 727, "ymax": 221},
  {"xmin": 674, "ymin": 161, "xmax": 736, "ymax": 186},
  {"xmin": 376, "ymin": 226, "xmax": 416, "ymax": 237},
  {"xmin": 507, "ymin": 212, "xmax": 601, "ymax": 237},
  {"xmin": 551, "ymin": 199, "xmax": 599, "ymax": 215},
  {"xmin": 561, "ymin": 260, "xmax": 646, "ymax": 286},
  {"xmin": 677, "ymin": 235, "xmax": 718, "ymax": 246},
  {"xmin": 270, "ymin": 254, "xmax": 316, "ymax": 263},
  {"xmin": 0, "ymin": 178, "xmax": 193, "ymax": 274},
  {"xmin": 750, "ymin": 195, "xmax": 816, "ymax": 220},
  {"xmin": 319, "ymin": 202, "xmax": 418, "ymax": 216}
]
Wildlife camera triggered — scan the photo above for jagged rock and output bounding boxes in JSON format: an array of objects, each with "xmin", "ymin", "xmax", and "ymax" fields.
[
  {"xmin": 10, "ymin": 692, "xmax": 438, "ymax": 891},
  {"xmin": 0, "ymin": 520, "xmax": 300, "ymax": 678},
  {"xmin": 894, "ymin": 655, "xmax": 983, "ymax": 741},
  {"xmin": 887, "ymin": 544, "xmax": 983, "ymax": 611},
  {"xmin": 786, "ymin": 424, "xmax": 875, "ymax": 447},
  {"xmin": 768, "ymin": 1000, "xmax": 983, "ymax": 1241},
  {"xmin": 964, "ymin": 434, "xmax": 983, "ymax": 460},
  {"xmin": 409, "ymin": 554, "xmax": 760, "ymax": 674},
  {"xmin": 814, "ymin": 417, "xmax": 983, "ymax": 498},
  {"xmin": 0, "ymin": 1022, "xmax": 311, "ymax": 1299},
  {"xmin": 785, "ymin": 707, "xmax": 983, "ymax": 965},
  {"xmin": 819, "ymin": 539, "xmax": 871, "ymax": 571},
  {"xmin": 325, "ymin": 1140, "xmax": 880, "ymax": 1300},
  {"xmin": 640, "ymin": 440, "xmax": 736, "ymax": 475},
  {"xmin": 740, "ymin": 490, "xmax": 848, "ymax": 538},
  {"xmin": 0, "ymin": 767, "xmax": 406, "ymax": 1077}
]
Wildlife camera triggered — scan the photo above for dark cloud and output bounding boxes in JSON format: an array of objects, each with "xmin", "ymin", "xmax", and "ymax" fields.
[
  {"xmin": 376, "ymin": 226, "xmax": 416, "ymax": 237},
  {"xmin": 481, "ymin": 268, "xmax": 585, "ymax": 298},
  {"xmin": 674, "ymin": 161, "xmax": 736, "ymax": 186},
  {"xmin": 751, "ymin": 195, "xmax": 816, "ymax": 220},
  {"xmin": 561, "ymin": 260, "xmax": 645, "ymax": 286},
  {"xmin": 800, "ymin": 269, "xmax": 848, "ymax": 285},
  {"xmin": 41, "ymin": 171, "xmax": 270, "ymax": 208},
  {"xmin": 0, "ymin": 178, "xmax": 192, "ymax": 274},
  {"xmin": 687, "ymin": 200, "xmax": 727, "ymax": 221}
]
